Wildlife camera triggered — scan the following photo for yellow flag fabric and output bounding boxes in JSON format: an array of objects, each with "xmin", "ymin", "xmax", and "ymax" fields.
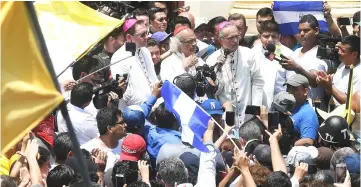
[
  {"xmin": 34, "ymin": 1, "xmax": 125, "ymax": 76},
  {"xmin": 344, "ymin": 65, "xmax": 354, "ymax": 125},
  {"xmin": 1, "ymin": 1, "xmax": 63, "ymax": 154}
]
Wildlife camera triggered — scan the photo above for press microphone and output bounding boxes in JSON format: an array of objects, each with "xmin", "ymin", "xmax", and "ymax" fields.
[
  {"xmin": 195, "ymin": 46, "xmax": 199, "ymax": 53},
  {"xmin": 265, "ymin": 44, "xmax": 284, "ymax": 62}
]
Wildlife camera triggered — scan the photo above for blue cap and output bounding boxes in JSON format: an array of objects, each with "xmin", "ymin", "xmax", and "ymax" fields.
[
  {"xmin": 343, "ymin": 154, "xmax": 360, "ymax": 174},
  {"xmin": 122, "ymin": 105, "xmax": 145, "ymax": 128},
  {"xmin": 150, "ymin": 31, "xmax": 171, "ymax": 43},
  {"xmin": 201, "ymin": 99, "xmax": 223, "ymax": 115}
]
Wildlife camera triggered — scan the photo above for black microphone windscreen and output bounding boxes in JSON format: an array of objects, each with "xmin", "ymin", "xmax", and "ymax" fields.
[
  {"xmin": 195, "ymin": 46, "xmax": 199, "ymax": 53},
  {"xmin": 224, "ymin": 48, "xmax": 232, "ymax": 56},
  {"xmin": 266, "ymin": 44, "xmax": 276, "ymax": 52}
]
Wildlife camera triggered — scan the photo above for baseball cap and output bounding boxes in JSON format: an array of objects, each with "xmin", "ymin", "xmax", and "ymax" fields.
[
  {"xmin": 120, "ymin": 134, "xmax": 146, "ymax": 161},
  {"xmin": 286, "ymin": 146, "xmax": 319, "ymax": 166},
  {"xmin": 151, "ymin": 31, "xmax": 171, "ymax": 43},
  {"xmin": 123, "ymin": 18, "xmax": 137, "ymax": 33},
  {"xmin": 343, "ymin": 154, "xmax": 360, "ymax": 174},
  {"xmin": 122, "ymin": 105, "xmax": 145, "ymax": 129},
  {"xmin": 201, "ymin": 99, "xmax": 223, "ymax": 115},
  {"xmin": 174, "ymin": 26, "xmax": 189, "ymax": 36},
  {"xmin": 284, "ymin": 74, "xmax": 309, "ymax": 88},
  {"xmin": 314, "ymin": 147, "xmax": 334, "ymax": 170},
  {"xmin": 271, "ymin": 91, "xmax": 296, "ymax": 114},
  {"xmin": 253, "ymin": 144, "xmax": 272, "ymax": 168}
]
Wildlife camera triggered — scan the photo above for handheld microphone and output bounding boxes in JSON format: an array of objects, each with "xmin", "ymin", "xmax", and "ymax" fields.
[
  {"xmin": 265, "ymin": 44, "xmax": 285, "ymax": 62},
  {"xmin": 195, "ymin": 46, "xmax": 199, "ymax": 53}
]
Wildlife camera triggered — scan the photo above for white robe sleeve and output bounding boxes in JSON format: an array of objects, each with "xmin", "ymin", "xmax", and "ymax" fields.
[{"xmin": 160, "ymin": 56, "xmax": 186, "ymax": 82}]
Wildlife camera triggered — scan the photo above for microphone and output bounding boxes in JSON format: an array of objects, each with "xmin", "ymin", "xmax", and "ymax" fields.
[
  {"xmin": 195, "ymin": 46, "xmax": 199, "ymax": 53},
  {"xmin": 265, "ymin": 44, "xmax": 285, "ymax": 62}
]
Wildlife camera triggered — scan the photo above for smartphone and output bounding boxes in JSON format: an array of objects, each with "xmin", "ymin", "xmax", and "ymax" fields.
[
  {"xmin": 225, "ymin": 111, "xmax": 235, "ymax": 126},
  {"xmin": 245, "ymin": 105, "xmax": 260, "ymax": 116},
  {"xmin": 338, "ymin": 17, "xmax": 351, "ymax": 25},
  {"xmin": 268, "ymin": 111, "xmax": 279, "ymax": 130},
  {"xmin": 335, "ymin": 163, "xmax": 347, "ymax": 183}
]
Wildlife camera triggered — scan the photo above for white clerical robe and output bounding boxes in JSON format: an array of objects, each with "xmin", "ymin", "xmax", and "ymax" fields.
[
  {"xmin": 206, "ymin": 46, "xmax": 264, "ymax": 126},
  {"xmin": 110, "ymin": 45, "xmax": 158, "ymax": 106},
  {"xmin": 160, "ymin": 52, "xmax": 205, "ymax": 82},
  {"xmin": 251, "ymin": 43, "xmax": 293, "ymax": 109}
]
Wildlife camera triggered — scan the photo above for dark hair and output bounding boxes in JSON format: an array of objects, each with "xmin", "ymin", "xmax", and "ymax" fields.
[
  {"xmin": 72, "ymin": 56, "xmax": 98, "ymax": 81},
  {"xmin": 125, "ymin": 19, "xmax": 145, "ymax": 35},
  {"xmin": 228, "ymin": 13, "xmax": 247, "ymax": 26},
  {"xmin": 353, "ymin": 11, "xmax": 360, "ymax": 23},
  {"xmin": 299, "ymin": 14, "xmax": 319, "ymax": 30},
  {"xmin": 174, "ymin": 16, "xmax": 192, "ymax": 28},
  {"xmin": 96, "ymin": 108, "xmax": 123, "ymax": 135},
  {"xmin": 54, "ymin": 132, "xmax": 73, "ymax": 162},
  {"xmin": 350, "ymin": 173, "xmax": 360, "ymax": 187},
  {"xmin": 0, "ymin": 175, "xmax": 17, "ymax": 187},
  {"xmin": 150, "ymin": 179, "xmax": 165, "ymax": 187},
  {"xmin": 148, "ymin": 1, "xmax": 167, "ymax": 9},
  {"xmin": 207, "ymin": 16, "xmax": 227, "ymax": 34},
  {"xmin": 259, "ymin": 20, "xmax": 280, "ymax": 34},
  {"xmin": 127, "ymin": 181, "xmax": 150, "ymax": 187},
  {"xmin": 268, "ymin": 171, "xmax": 292, "ymax": 187},
  {"xmin": 256, "ymin": 7, "xmax": 274, "ymax": 20},
  {"xmin": 37, "ymin": 146, "xmax": 50, "ymax": 167},
  {"xmin": 70, "ymin": 82, "xmax": 93, "ymax": 108},
  {"xmin": 341, "ymin": 35, "xmax": 360, "ymax": 56},
  {"xmin": 309, "ymin": 180, "xmax": 333, "ymax": 187},
  {"xmin": 111, "ymin": 161, "xmax": 139, "ymax": 187},
  {"xmin": 133, "ymin": 8, "xmax": 148, "ymax": 17},
  {"xmin": 46, "ymin": 164, "xmax": 75, "ymax": 187},
  {"xmin": 220, "ymin": 138, "xmax": 242, "ymax": 152},
  {"xmin": 158, "ymin": 157, "xmax": 188, "ymax": 186},
  {"xmin": 149, "ymin": 7, "xmax": 167, "ymax": 22},
  {"xmin": 147, "ymin": 38, "xmax": 159, "ymax": 47},
  {"xmin": 154, "ymin": 103, "xmax": 178, "ymax": 129}
]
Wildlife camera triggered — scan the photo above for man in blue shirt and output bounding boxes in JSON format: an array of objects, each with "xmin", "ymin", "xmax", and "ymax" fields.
[{"xmin": 285, "ymin": 74, "xmax": 319, "ymax": 146}]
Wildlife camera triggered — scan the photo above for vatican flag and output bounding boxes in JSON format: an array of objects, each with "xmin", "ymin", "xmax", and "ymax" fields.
[{"xmin": 1, "ymin": 1, "xmax": 63, "ymax": 153}]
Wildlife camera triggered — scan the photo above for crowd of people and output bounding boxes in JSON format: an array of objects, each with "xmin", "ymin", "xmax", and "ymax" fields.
[{"xmin": 1, "ymin": 1, "xmax": 360, "ymax": 187}]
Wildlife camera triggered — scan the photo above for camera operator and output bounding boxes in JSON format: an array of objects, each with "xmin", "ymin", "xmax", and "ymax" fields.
[
  {"xmin": 160, "ymin": 26, "xmax": 205, "ymax": 82},
  {"xmin": 338, "ymin": 11, "xmax": 360, "ymax": 37},
  {"xmin": 281, "ymin": 15, "xmax": 328, "ymax": 109},
  {"xmin": 206, "ymin": 21, "xmax": 264, "ymax": 127},
  {"xmin": 316, "ymin": 35, "xmax": 360, "ymax": 107}
]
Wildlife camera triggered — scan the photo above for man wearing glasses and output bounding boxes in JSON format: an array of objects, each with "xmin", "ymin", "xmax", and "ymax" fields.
[
  {"xmin": 206, "ymin": 22, "xmax": 264, "ymax": 127},
  {"xmin": 111, "ymin": 18, "xmax": 159, "ymax": 108},
  {"xmin": 160, "ymin": 26, "xmax": 205, "ymax": 82}
]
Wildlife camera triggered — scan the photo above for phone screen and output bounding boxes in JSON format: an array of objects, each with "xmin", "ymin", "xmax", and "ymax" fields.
[
  {"xmin": 335, "ymin": 163, "xmax": 347, "ymax": 183},
  {"xmin": 225, "ymin": 111, "xmax": 235, "ymax": 126},
  {"xmin": 268, "ymin": 111, "xmax": 279, "ymax": 130},
  {"xmin": 338, "ymin": 17, "xmax": 351, "ymax": 25},
  {"xmin": 245, "ymin": 105, "xmax": 261, "ymax": 115}
]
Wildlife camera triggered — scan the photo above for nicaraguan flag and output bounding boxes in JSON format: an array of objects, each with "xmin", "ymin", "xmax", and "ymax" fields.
[
  {"xmin": 161, "ymin": 80, "xmax": 211, "ymax": 152},
  {"xmin": 273, "ymin": 1, "xmax": 328, "ymax": 35}
]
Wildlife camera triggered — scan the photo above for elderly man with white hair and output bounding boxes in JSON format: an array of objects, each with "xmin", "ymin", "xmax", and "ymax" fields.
[
  {"xmin": 160, "ymin": 26, "xmax": 205, "ymax": 82},
  {"xmin": 206, "ymin": 21, "xmax": 264, "ymax": 126}
]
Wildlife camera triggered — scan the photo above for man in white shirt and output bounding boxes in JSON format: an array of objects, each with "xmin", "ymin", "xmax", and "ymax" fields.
[
  {"xmin": 178, "ymin": 12, "xmax": 209, "ymax": 58},
  {"xmin": 206, "ymin": 22, "xmax": 264, "ymax": 126},
  {"xmin": 250, "ymin": 20, "xmax": 293, "ymax": 109},
  {"xmin": 111, "ymin": 18, "xmax": 158, "ymax": 107},
  {"xmin": 280, "ymin": 15, "xmax": 328, "ymax": 107},
  {"xmin": 316, "ymin": 35, "xmax": 360, "ymax": 107},
  {"xmin": 57, "ymin": 82, "xmax": 99, "ymax": 145},
  {"xmin": 160, "ymin": 26, "xmax": 205, "ymax": 82},
  {"xmin": 81, "ymin": 108, "xmax": 128, "ymax": 172}
]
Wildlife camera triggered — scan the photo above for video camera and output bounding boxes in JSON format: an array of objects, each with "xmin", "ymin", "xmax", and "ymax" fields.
[
  {"xmin": 194, "ymin": 64, "xmax": 217, "ymax": 98},
  {"xmin": 316, "ymin": 33, "xmax": 342, "ymax": 74},
  {"xmin": 93, "ymin": 74, "xmax": 128, "ymax": 109}
]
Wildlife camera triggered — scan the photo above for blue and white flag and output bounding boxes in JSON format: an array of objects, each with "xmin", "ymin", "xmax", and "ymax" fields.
[
  {"xmin": 273, "ymin": 1, "xmax": 328, "ymax": 35},
  {"xmin": 161, "ymin": 80, "xmax": 211, "ymax": 152}
]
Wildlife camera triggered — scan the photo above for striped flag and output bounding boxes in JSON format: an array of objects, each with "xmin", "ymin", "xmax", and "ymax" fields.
[
  {"xmin": 161, "ymin": 81, "xmax": 211, "ymax": 152},
  {"xmin": 273, "ymin": 1, "xmax": 329, "ymax": 35}
]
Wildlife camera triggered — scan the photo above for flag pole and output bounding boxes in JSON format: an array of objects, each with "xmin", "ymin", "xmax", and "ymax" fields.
[
  {"xmin": 25, "ymin": 2, "xmax": 91, "ymax": 185},
  {"xmin": 344, "ymin": 65, "xmax": 354, "ymax": 124}
]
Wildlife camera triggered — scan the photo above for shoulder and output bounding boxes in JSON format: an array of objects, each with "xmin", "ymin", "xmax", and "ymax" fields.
[
  {"xmin": 161, "ymin": 54, "xmax": 177, "ymax": 65},
  {"xmin": 206, "ymin": 49, "xmax": 221, "ymax": 65}
]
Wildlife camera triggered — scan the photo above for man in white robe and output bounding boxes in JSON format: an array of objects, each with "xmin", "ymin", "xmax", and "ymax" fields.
[{"xmin": 206, "ymin": 22, "xmax": 264, "ymax": 126}]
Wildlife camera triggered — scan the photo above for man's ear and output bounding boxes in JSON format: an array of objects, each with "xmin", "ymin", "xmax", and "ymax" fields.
[
  {"xmin": 126, "ymin": 34, "xmax": 132, "ymax": 42},
  {"xmin": 315, "ymin": 27, "xmax": 320, "ymax": 35}
]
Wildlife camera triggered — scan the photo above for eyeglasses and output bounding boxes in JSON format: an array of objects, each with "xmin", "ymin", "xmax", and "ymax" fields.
[
  {"xmin": 181, "ymin": 38, "xmax": 196, "ymax": 45},
  {"xmin": 222, "ymin": 35, "xmax": 241, "ymax": 41},
  {"xmin": 157, "ymin": 17, "xmax": 167, "ymax": 22},
  {"xmin": 133, "ymin": 31, "xmax": 148, "ymax": 39}
]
